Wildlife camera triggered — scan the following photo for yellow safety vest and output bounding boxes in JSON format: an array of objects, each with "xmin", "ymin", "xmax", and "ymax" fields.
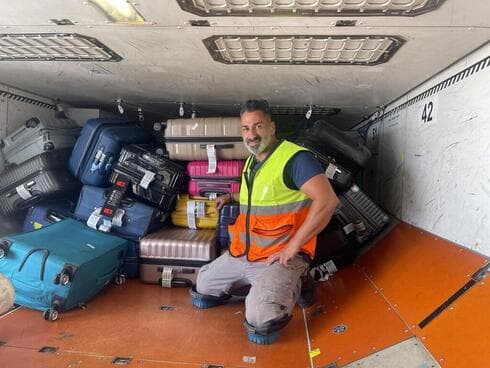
[{"xmin": 228, "ymin": 140, "xmax": 316, "ymax": 261}]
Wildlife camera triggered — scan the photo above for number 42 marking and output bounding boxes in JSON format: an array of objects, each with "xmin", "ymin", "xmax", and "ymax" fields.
[{"xmin": 422, "ymin": 101, "xmax": 434, "ymax": 123}]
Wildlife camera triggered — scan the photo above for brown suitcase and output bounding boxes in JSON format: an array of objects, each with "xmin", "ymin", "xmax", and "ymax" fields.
[
  {"xmin": 139, "ymin": 226, "xmax": 217, "ymax": 287},
  {"xmin": 163, "ymin": 117, "xmax": 250, "ymax": 161}
]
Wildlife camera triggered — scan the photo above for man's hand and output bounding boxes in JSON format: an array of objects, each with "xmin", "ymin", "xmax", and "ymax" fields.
[
  {"xmin": 215, "ymin": 193, "xmax": 231, "ymax": 210},
  {"xmin": 267, "ymin": 245, "xmax": 300, "ymax": 267}
]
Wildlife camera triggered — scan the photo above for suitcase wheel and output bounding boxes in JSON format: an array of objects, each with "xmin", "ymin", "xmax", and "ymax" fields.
[
  {"xmin": 0, "ymin": 240, "xmax": 11, "ymax": 259},
  {"xmin": 43, "ymin": 308, "xmax": 59, "ymax": 322},
  {"xmin": 114, "ymin": 274, "xmax": 126, "ymax": 285}
]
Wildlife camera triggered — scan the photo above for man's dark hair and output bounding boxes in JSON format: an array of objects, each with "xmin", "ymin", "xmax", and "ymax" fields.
[{"xmin": 240, "ymin": 99, "xmax": 271, "ymax": 118}]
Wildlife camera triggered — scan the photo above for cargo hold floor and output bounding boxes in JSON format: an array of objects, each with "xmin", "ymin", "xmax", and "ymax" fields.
[{"xmin": 0, "ymin": 223, "xmax": 488, "ymax": 368}]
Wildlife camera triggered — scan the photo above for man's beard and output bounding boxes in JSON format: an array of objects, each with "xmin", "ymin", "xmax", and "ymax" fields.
[{"xmin": 244, "ymin": 135, "xmax": 271, "ymax": 155}]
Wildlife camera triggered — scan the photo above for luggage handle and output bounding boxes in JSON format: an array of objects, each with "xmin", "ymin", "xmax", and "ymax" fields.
[
  {"xmin": 199, "ymin": 144, "xmax": 234, "ymax": 150},
  {"xmin": 18, "ymin": 248, "xmax": 50, "ymax": 281},
  {"xmin": 46, "ymin": 210, "xmax": 67, "ymax": 223},
  {"xmin": 103, "ymin": 190, "xmax": 134, "ymax": 208}
]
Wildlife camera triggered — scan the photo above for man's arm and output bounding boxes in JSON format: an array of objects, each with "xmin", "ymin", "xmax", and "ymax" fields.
[
  {"xmin": 215, "ymin": 192, "xmax": 239, "ymax": 210},
  {"xmin": 267, "ymin": 173, "xmax": 339, "ymax": 266}
]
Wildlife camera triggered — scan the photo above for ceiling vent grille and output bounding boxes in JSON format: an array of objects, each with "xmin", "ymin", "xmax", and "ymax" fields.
[
  {"xmin": 204, "ymin": 35, "xmax": 404, "ymax": 65},
  {"xmin": 178, "ymin": 0, "xmax": 444, "ymax": 16},
  {"xmin": 0, "ymin": 33, "xmax": 122, "ymax": 62}
]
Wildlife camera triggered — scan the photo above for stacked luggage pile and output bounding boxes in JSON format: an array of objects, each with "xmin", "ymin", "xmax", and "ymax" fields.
[
  {"xmin": 0, "ymin": 114, "xmax": 390, "ymax": 321},
  {"xmin": 296, "ymin": 120, "xmax": 391, "ymax": 280}
]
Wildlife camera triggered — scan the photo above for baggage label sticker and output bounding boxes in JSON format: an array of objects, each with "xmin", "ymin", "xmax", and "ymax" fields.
[
  {"xmin": 140, "ymin": 169, "xmax": 156, "ymax": 189},
  {"xmin": 206, "ymin": 144, "xmax": 217, "ymax": 174},
  {"xmin": 16, "ymin": 184, "xmax": 33, "ymax": 200},
  {"xmin": 325, "ymin": 163, "xmax": 338, "ymax": 179}
]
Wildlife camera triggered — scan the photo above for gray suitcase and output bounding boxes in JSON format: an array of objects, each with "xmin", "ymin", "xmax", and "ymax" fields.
[
  {"xmin": 139, "ymin": 226, "xmax": 217, "ymax": 287},
  {"xmin": 1, "ymin": 117, "xmax": 80, "ymax": 166},
  {"xmin": 335, "ymin": 184, "xmax": 391, "ymax": 243},
  {"xmin": 0, "ymin": 150, "xmax": 80, "ymax": 215},
  {"xmin": 162, "ymin": 117, "xmax": 249, "ymax": 161}
]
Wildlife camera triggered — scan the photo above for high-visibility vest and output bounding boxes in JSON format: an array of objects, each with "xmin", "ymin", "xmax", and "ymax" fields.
[{"xmin": 228, "ymin": 140, "xmax": 316, "ymax": 261}]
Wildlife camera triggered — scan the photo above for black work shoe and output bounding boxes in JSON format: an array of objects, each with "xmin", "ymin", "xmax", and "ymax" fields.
[{"xmin": 297, "ymin": 274, "xmax": 316, "ymax": 308}]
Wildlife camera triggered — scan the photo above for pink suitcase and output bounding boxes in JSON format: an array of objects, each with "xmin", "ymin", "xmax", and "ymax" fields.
[{"xmin": 187, "ymin": 160, "xmax": 244, "ymax": 197}]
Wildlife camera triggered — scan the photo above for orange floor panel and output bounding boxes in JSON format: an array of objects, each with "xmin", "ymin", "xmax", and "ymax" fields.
[
  {"xmin": 305, "ymin": 266, "xmax": 412, "ymax": 367},
  {"xmin": 356, "ymin": 223, "xmax": 487, "ymax": 330},
  {"xmin": 0, "ymin": 281, "xmax": 311, "ymax": 368},
  {"xmin": 420, "ymin": 279, "xmax": 490, "ymax": 367}
]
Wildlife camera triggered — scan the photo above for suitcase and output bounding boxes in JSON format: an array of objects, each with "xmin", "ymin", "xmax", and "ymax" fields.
[
  {"xmin": 1, "ymin": 117, "xmax": 81, "ymax": 166},
  {"xmin": 0, "ymin": 150, "xmax": 80, "ymax": 216},
  {"xmin": 0, "ymin": 218, "xmax": 129, "ymax": 320},
  {"xmin": 22, "ymin": 199, "xmax": 76, "ymax": 232},
  {"xmin": 74, "ymin": 185, "xmax": 164, "ymax": 240},
  {"xmin": 295, "ymin": 137, "xmax": 353, "ymax": 191},
  {"xmin": 171, "ymin": 195, "xmax": 218, "ymax": 229},
  {"xmin": 69, "ymin": 118, "xmax": 153, "ymax": 186},
  {"xmin": 217, "ymin": 203, "xmax": 240, "ymax": 250},
  {"xmin": 163, "ymin": 117, "xmax": 250, "ymax": 161},
  {"xmin": 335, "ymin": 184, "xmax": 390, "ymax": 244},
  {"xmin": 302, "ymin": 120, "xmax": 371, "ymax": 174},
  {"xmin": 122, "ymin": 241, "xmax": 139, "ymax": 279},
  {"xmin": 109, "ymin": 145, "xmax": 187, "ymax": 211},
  {"xmin": 139, "ymin": 226, "xmax": 217, "ymax": 287},
  {"xmin": 187, "ymin": 160, "xmax": 243, "ymax": 197}
]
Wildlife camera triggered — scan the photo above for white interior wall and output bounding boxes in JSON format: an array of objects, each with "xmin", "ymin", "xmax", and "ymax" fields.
[{"xmin": 363, "ymin": 43, "xmax": 490, "ymax": 256}]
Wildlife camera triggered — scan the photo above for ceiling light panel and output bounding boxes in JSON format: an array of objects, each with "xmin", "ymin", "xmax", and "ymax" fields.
[
  {"xmin": 0, "ymin": 33, "xmax": 122, "ymax": 62},
  {"xmin": 178, "ymin": 0, "xmax": 444, "ymax": 16},
  {"xmin": 204, "ymin": 36, "xmax": 404, "ymax": 65}
]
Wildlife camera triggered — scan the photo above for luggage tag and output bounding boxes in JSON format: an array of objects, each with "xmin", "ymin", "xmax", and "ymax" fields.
[
  {"xmin": 15, "ymin": 181, "xmax": 34, "ymax": 200},
  {"xmin": 325, "ymin": 163, "xmax": 338, "ymax": 180},
  {"xmin": 139, "ymin": 168, "xmax": 156, "ymax": 189},
  {"xmin": 206, "ymin": 144, "xmax": 217, "ymax": 174},
  {"xmin": 186, "ymin": 200, "xmax": 206, "ymax": 229}
]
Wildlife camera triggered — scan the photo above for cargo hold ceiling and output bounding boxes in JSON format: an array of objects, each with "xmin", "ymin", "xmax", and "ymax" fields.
[{"xmin": 0, "ymin": 0, "xmax": 488, "ymax": 129}]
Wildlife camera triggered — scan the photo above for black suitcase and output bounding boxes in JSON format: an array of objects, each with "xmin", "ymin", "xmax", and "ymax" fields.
[
  {"xmin": 0, "ymin": 150, "xmax": 80, "ymax": 215},
  {"xmin": 334, "ymin": 184, "xmax": 390, "ymax": 244},
  {"xmin": 301, "ymin": 120, "xmax": 371, "ymax": 174},
  {"xmin": 296, "ymin": 137, "xmax": 353, "ymax": 191},
  {"xmin": 109, "ymin": 145, "xmax": 187, "ymax": 212},
  {"xmin": 217, "ymin": 202, "xmax": 239, "ymax": 250}
]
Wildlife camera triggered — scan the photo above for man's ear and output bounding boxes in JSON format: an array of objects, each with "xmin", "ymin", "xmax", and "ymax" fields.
[{"xmin": 270, "ymin": 120, "xmax": 276, "ymax": 134}]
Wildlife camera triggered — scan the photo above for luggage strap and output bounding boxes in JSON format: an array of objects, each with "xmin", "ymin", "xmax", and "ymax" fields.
[
  {"xmin": 87, "ymin": 207, "xmax": 125, "ymax": 233},
  {"xmin": 18, "ymin": 248, "xmax": 50, "ymax": 281}
]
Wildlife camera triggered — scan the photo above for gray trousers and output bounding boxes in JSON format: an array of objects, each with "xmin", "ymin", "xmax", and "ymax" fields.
[{"xmin": 196, "ymin": 251, "xmax": 309, "ymax": 329}]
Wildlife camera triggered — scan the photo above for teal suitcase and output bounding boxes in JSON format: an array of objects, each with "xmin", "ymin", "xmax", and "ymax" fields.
[{"xmin": 0, "ymin": 218, "xmax": 128, "ymax": 321}]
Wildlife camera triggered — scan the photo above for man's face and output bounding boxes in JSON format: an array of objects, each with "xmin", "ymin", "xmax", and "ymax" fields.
[{"xmin": 240, "ymin": 110, "xmax": 276, "ymax": 155}]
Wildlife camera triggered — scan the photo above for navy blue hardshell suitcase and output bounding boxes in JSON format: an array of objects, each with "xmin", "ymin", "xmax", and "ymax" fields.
[
  {"xmin": 217, "ymin": 203, "xmax": 239, "ymax": 250},
  {"xmin": 68, "ymin": 118, "xmax": 152, "ymax": 187},
  {"xmin": 122, "ymin": 241, "xmax": 140, "ymax": 278},
  {"xmin": 74, "ymin": 185, "xmax": 164, "ymax": 240},
  {"xmin": 0, "ymin": 219, "xmax": 129, "ymax": 320},
  {"xmin": 22, "ymin": 199, "xmax": 76, "ymax": 232}
]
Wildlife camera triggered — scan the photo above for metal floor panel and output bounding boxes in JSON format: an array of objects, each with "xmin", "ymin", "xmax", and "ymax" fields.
[
  {"xmin": 305, "ymin": 266, "xmax": 412, "ymax": 367},
  {"xmin": 343, "ymin": 337, "xmax": 440, "ymax": 368}
]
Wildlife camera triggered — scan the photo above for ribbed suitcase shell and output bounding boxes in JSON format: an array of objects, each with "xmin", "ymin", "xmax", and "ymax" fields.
[
  {"xmin": 187, "ymin": 160, "xmax": 243, "ymax": 196},
  {"xmin": 140, "ymin": 261, "xmax": 202, "ymax": 286},
  {"xmin": 0, "ymin": 150, "xmax": 79, "ymax": 216},
  {"xmin": 0, "ymin": 219, "xmax": 128, "ymax": 314},
  {"xmin": 163, "ymin": 118, "xmax": 249, "ymax": 160},
  {"xmin": 0, "ymin": 149, "xmax": 71, "ymax": 190},
  {"xmin": 217, "ymin": 203, "xmax": 239, "ymax": 250},
  {"xmin": 140, "ymin": 226, "xmax": 217, "ymax": 262},
  {"xmin": 1, "ymin": 117, "xmax": 80, "ymax": 166},
  {"xmin": 109, "ymin": 145, "xmax": 186, "ymax": 211},
  {"xmin": 335, "ymin": 184, "xmax": 390, "ymax": 243},
  {"xmin": 171, "ymin": 195, "xmax": 218, "ymax": 229},
  {"xmin": 303, "ymin": 120, "xmax": 371, "ymax": 174},
  {"xmin": 69, "ymin": 118, "xmax": 152, "ymax": 186}
]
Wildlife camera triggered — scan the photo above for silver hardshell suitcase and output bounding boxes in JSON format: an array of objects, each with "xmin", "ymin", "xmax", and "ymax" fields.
[
  {"xmin": 139, "ymin": 226, "xmax": 217, "ymax": 287},
  {"xmin": 162, "ymin": 117, "xmax": 249, "ymax": 161},
  {"xmin": 1, "ymin": 117, "xmax": 80, "ymax": 166}
]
